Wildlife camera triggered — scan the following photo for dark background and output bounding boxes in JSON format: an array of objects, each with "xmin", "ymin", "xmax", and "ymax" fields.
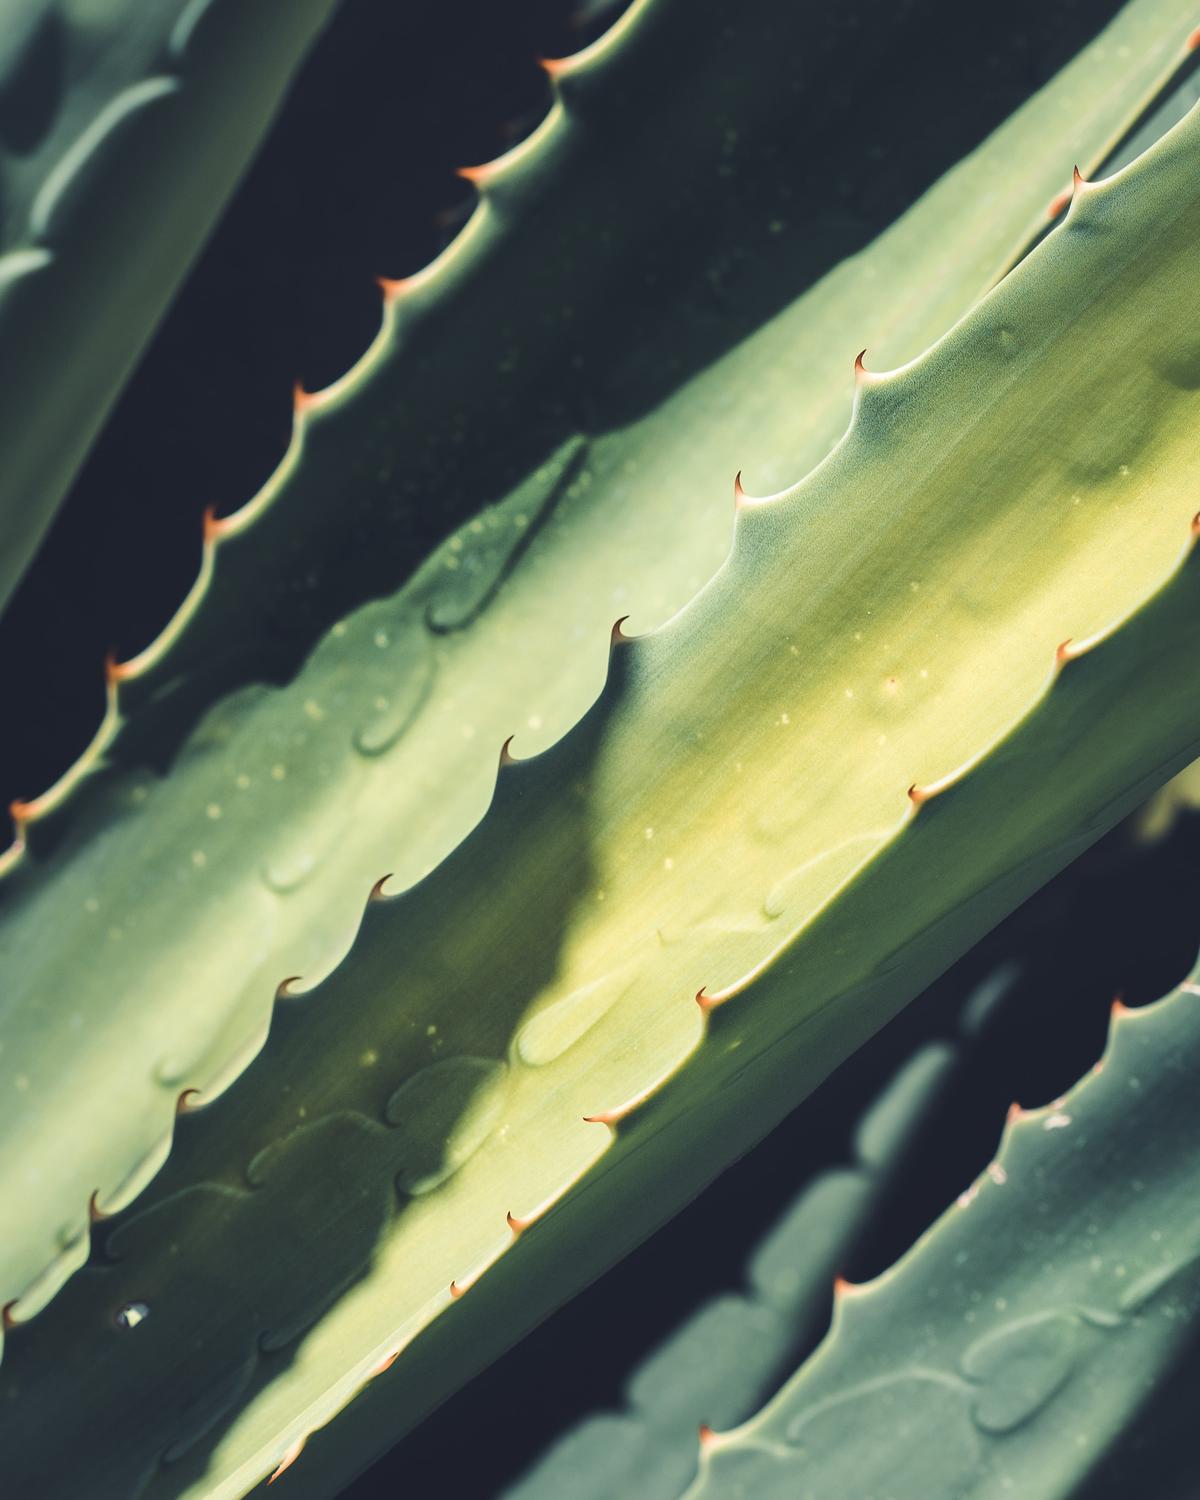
[{"xmin": 1, "ymin": 3, "xmax": 1196, "ymax": 1496}]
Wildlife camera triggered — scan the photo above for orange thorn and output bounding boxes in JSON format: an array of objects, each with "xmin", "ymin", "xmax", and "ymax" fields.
[
  {"xmin": 368, "ymin": 874, "xmax": 393, "ymax": 902},
  {"xmin": 733, "ymin": 469, "xmax": 747, "ymax": 507},
  {"xmin": 449, "ymin": 1279, "xmax": 466, "ymax": 1299},
  {"xmin": 176, "ymin": 1088, "xmax": 201, "ymax": 1115},
  {"xmin": 698, "ymin": 1424, "xmax": 719, "ymax": 1452},
  {"xmin": 370, "ymin": 1347, "xmax": 401, "ymax": 1378},
  {"xmin": 853, "ymin": 349, "xmax": 869, "ymax": 381},
  {"xmin": 456, "ymin": 161, "xmax": 493, "ymax": 187},
  {"xmin": 1055, "ymin": 638, "xmax": 1076, "ymax": 664},
  {"xmin": 1111, "ymin": 995, "xmax": 1130, "ymax": 1019},
  {"xmin": 1072, "ymin": 164, "xmax": 1084, "ymax": 190},
  {"xmin": 105, "ymin": 650, "xmax": 135, "ymax": 685},
  {"xmin": 906, "ymin": 764, "xmax": 963, "ymax": 804},
  {"xmin": 203, "ymin": 504, "xmax": 235, "ymax": 543},
  {"xmin": 611, "ymin": 614, "xmax": 632, "ymax": 645},
  {"xmin": 582, "ymin": 1079, "xmax": 660, "ymax": 1128},
  {"xmin": 499, "ymin": 736, "xmax": 517, "ymax": 768},
  {"xmin": 268, "ymin": 1435, "xmax": 306, "ymax": 1484},
  {"xmin": 1006, "ymin": 1100, "xmax": 1027, "ymax": 1125},
  {"xmin": 537, "ymin": 54, "xmax": 570, "ymax": 78},
  {"xmin": 2, "ymin": 1300, "xmax": 18, "ymax": 1330},
  {"xmin": 293, "ymin": 380, "xmax": 329, "ymax": 416},
  {"xmin": 275, "ymin": 975, "xmax": 303, "ymax": 1000},
  {"xmin": 376, "ymin": 275, "xmax": 411, "ymax": 302},
  {"xmin": 88, "ymin": 1189, "xmax": 107, "ymax": 1223},
  {"xmin": 833, "ymin": 1275, "xmax": 859, "ymax": 1298},
  {"xmin": 695, "ymin": 985, "xmax": 718, "ymax": 1012},
  {"xmin": 8, "ymin": 797, "xmax": 34, "ymax": 828},
  {"xmin": 1190, "ymin": 510, "xmax": 1200, "ymax": 536},
  {"xmin": 1187, "ymin": 25, "xmax": 1200, "ymax": 50},
  {"xmin": 507, "ymin": 1210, "xmax": 531, "ymax": 1236}
]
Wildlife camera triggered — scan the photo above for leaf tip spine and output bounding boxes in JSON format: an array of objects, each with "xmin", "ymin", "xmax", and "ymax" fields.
[
  {"xmin": 267, "ymin": 1435, "xmax": 306, "ymax": 1484},
  {"xmin": 8, "ymin": 796, "xmax": 35, "ymax": 830},
  {"xmin": 376, "ymin": 274, "xmax": 411, "ymax": 303},
  {"xmin": 455, "ymin": 160, "xmax": 495, "ymax": 188},
  {"xmin": 908, "ymin": 766, "xmax": 963, "ymax": 805},
  {"xmin": 369, "ymin": 1347, "xmax": 401, "ymax": 1378},
  {"xmin": 102, "ymin": 649, "xmax": 133, "ymax": 686},
  {"xmin": 293, "ymin": 379, "xmax": 332, "ymax": 417},
  {"xmin": 449, "ymin": 1272, "xmax": 484, "ymax": 1299},
  {"xmin": 201, "ymin": 504, "xmax": 230, "ymax": 544}
]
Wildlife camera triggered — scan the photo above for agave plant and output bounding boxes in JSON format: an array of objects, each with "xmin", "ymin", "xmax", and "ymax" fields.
[{"xmin": 1, "ymin": 0, "xmax": 1199, "ymax": 1495}]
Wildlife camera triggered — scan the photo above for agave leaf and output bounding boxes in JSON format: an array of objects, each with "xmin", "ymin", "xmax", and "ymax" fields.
[
  {"xmin": 5, "ymin": 70, "xmax": 1200, "ymax": 1500},
  {"xmin": 687, "ymin": 967, "xmax": 1200, "ymax": 1499},
  {"xmin": 502, "ymin": 966, "xmax": 1023, "ymax": 1500},
  {"xmin": 9, "ymin": 0, "xmax": 1189, "ymax": 823},
  {"xmin": 0, "ymin": 0, "xmax": 339, "ymax": 617},
  {"xmin": 0, "ymin": 0, "xmax": 1189, "ymax": 1334},
  {"xmin": 256, "ymin": 102, "xmax": 1200, "ymax": 1500},
  {"xmin": 1132, "ymin": 756, "xmax": 1200, "ymax": 841}
]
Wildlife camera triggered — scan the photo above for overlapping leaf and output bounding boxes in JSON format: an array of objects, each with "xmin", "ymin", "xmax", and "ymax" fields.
[
  {"xmin": 0, "ymin": 0, "xmax": 1189, "ymax": 1339},
  {"xmin": 689, "ymin": 967, "xmax": 1200, "ymax": 1499},
  {"xmin": 0, "ymin": 0, "xmax": 338, "ymax": 615},
  {"xmin": 4, "ymin": 57, "xmax": 1200, "ymax": 1500}
]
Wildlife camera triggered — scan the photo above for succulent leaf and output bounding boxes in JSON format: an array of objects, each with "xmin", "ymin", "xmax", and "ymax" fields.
[
  {"xmin": 0, "ymin": 0, "xmax": 1191, "ymax": 1338},
  {"xmin": 687, "ymin": 966, "xmax": 1200, "ymax": 1499},
  {"xmin": 8, "ymin": 0, "xmax": 1192, "ymax": 829},
  {"xmin": 4, "ymin": 57, "xmax": 1200, "ymax": 1500},
  {"xmin": 0, "ymin": 0, "xmax": 339, "ymax": 616},
  {"xmin": 502, "ymin": 968, "xmax": 1023, "ymax": 1500}
]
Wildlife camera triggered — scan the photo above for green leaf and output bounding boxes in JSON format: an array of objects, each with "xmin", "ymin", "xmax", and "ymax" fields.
[
  {"xmin": 0, "ymin": 0, "xmax": 1188, "ymax": 1333},
  {"xmin": 502, "ymin": 966, "xmax": 1022, "ymax": 1500},
  {"xmin": 4, "ymin": 33, "xmax": 1200, "ymax": 1500},
  {"xmin": 689, "ymin": 967, "xmax": 1200, "ymax": 1499},
  {"xmin": 0, "ymin": 0, "xmax": 339, "ymax": 616}
]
